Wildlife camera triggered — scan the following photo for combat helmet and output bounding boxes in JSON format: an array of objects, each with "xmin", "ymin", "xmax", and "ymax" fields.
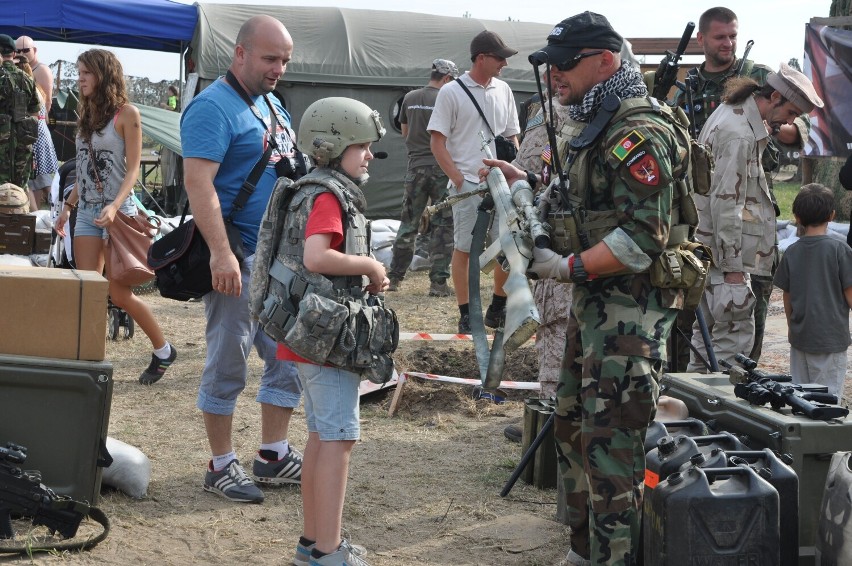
[
  {"xmin": 0, "ymin": 183, "xmax": 30, "ymax": 214},
  {"xmin": 297, "ymin": 97, "xmax": 385, "ymax": 166}
]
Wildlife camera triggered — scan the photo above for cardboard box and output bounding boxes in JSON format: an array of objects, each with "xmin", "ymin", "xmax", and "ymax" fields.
[
  {"xmin": 0, "ymin": 267, "xmax": 108, "ymax": 360},
  {"xmin": 0, "ymin": 213, "xmax": 35, "ymax": 255}
]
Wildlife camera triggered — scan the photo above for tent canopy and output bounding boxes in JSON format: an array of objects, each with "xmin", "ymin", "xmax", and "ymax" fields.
[
  {"xmin": 192, "ymin": 4, "xmax": 556, "ymax": 90},
  {"xmin": 1, "ymin": 0, "xmax": 197, "ymax": 52},
  {"xmin": 138, "ymin": 104, "xmax": 182, "ymax": 156}
]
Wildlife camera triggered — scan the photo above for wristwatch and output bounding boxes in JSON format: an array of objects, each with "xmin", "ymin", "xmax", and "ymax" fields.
[
  {"xmin": 524, "ymin": 169, "xmax": 538, "ymax": 191},
  {"xmin": 569, "ymin": 253, "xmax": 589, "ymax": 283}
]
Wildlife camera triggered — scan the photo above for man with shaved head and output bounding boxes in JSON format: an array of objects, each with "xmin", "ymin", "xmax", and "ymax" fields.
[
  {"xmin": 14, "ymin": 36, "xmax": 52, "ymax": 114},
  {"xmin": 181, "ymin": 15, "xmax": 304, "ymax": 504}
]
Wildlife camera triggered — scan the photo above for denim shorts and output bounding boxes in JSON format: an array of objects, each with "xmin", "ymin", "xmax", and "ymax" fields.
[
  {"xmin": 75, "ymin": 200, "xmax": 139, "ymax": 239},
  {"xmin": 297, "ymin": 363, "xmax": 360, "ymax": 441}
]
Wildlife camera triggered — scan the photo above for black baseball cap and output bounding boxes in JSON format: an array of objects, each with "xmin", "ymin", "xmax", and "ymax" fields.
[
  {"xmin": 0, "ymin": 35, "xmax": 15, "ymax": 55},
  {"xmin": 530, "ymin": 12, "xmax": 623, "ymax": 67}
]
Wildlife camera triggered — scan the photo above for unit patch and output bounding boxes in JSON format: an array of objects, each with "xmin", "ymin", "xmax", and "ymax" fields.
[
  {"xmin": 612, "ymin": 130, "xmax": 646, "ymax": 161},
  {"xmin": 628, "ymin": 153, "xmax": 660, "ymax": 186}
]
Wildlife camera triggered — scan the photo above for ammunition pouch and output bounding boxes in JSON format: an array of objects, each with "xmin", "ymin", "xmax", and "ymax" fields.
[
  {"xmin": 650, "ymin": 240, "xmax": 712, "ymax": 309},
  {"xmin": 283, "ymin": 292, "xmax": 352, "ymax": 365},
  {"xmin": 12, "ymin": 89, "xmax": 29, "ymax": 122},
  {"xmin": 0, "ymin": 114, "xmax": 11, "ymax": 144},
  {"xmin": 15, "ymin": 116, "xmax": 38, "ymax": 146},
  {"xmin": 690, "ymin": 140, "xmax": 713, "ymax": 196},
  {"xmin": 326, "ymin": 299, "xmax": 399, "ymax": 384}
]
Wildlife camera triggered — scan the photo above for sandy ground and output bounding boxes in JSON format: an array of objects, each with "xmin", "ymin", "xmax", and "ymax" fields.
[{"xmin": 0, "ymin": 274, "xmax": 848, "ymax": 565}]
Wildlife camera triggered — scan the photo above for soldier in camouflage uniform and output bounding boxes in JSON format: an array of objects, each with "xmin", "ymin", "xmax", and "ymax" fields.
[
  {"xmin": 387, "ymin": 59, "xmax": 458, "ymax": 297},
  {"xmin": 668, "ymin": 7, "xmax": 810, "ymax": 368},
  {"xmin": 511, "ymin": 72, "xmax": 572, "ymax": 399},
  {"xmin": 687, "ymin": 63, "xmax": 823, "ymax": 372},
  {"xmin": 0, "ymin": 34, "xmax": 39, "ymax": 189},
  {"xmin": 488, "ymin": 12, "xmax": 692, "ymax": 565}
]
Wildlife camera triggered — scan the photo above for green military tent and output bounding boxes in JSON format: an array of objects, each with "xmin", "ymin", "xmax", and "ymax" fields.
[{"xmin": 189, "ymin": 4, "xmax": 558, "ymax": 219}]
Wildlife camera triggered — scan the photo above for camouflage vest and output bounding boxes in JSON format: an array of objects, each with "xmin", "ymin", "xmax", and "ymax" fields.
[
  {"xmin": 249, "ymin": 168, "xmax": 397, "ymax": 383},
  {"xmin": 676, "ymin": 58, "xmax": 758, "ymax": 136},
  {"xmin": 548, "ymin": 97, "xmax": 699, "ymax": 258}
]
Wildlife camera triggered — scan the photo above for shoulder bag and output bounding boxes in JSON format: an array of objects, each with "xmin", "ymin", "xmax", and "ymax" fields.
[
  {"xmin": 105, "ymin": 209, "xmax": 159, "ymax": 287},
  {"xmin": 455, "ymin": 78, "xmax": 518, "ymax": 162}
]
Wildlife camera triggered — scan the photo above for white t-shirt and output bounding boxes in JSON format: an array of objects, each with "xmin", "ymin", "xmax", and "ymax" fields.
[{"xmin": 427, "ymin": 72, "xmax": 519, "ymax": 184}]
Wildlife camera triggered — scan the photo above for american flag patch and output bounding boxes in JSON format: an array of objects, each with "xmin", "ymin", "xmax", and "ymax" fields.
[{"xmin": 541, "ymin": 144, "xmax": 552, "ymax": 165}]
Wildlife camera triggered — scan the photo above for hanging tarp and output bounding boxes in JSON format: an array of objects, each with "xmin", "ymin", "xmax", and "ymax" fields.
[
  {"xmin": 138, "ymin": 104, "xmax": 182, "ymax": 156},
  {"xmin": 804, "ymin": 23, "xmax": 852, "ymax": 158}
]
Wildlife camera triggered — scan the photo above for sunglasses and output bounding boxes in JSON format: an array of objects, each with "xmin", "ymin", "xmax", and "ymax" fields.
[
  {"xmin": 15, "ymin": 48, "xmax": 31, "ymax": 54},
  {"xmin": 553, "ymin": 50, "xmax": 606, "ymax": 72},
  {"xmin": 484, "ymin": 53, "xmax": 507, "ymax": 62}
]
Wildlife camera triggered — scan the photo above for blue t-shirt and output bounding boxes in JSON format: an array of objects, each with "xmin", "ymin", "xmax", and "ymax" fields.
[{"xmin": 180, "ymin": 78, "xmax": 294, "ymax": 253}]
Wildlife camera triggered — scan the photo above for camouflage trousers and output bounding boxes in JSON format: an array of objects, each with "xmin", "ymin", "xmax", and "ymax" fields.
[
  {"xmin": 749, "ymin": 274, "xmax": 774, "ymax": 363},
  {"xmin": 388, "ymin": 164, "xmax": 453, "ymax": 284},
  {"xmin": 533, "ymin": 278, "xmax": 573, "ymax": 398},
  {"xmin": 0, "ymin": 139, "xmax": 33, "ymax": 188},
  {"xmin": 687, "ymin": 268, "xmax": 756, "ymax": 372},
  {"xmin": 555, "ymin": 275, "xmax": 676, "ymax": 565}
]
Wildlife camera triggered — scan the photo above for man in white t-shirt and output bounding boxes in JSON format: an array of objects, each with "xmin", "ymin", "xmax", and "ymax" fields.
[{"xmin": 428, "ymin": 30, "xmax": 520, "ymax": 333}]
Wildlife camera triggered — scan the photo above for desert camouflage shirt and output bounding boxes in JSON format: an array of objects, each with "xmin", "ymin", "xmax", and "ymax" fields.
[{"xmin": 695, "ymin": 95, "xmax": 776, "ymax": 276}]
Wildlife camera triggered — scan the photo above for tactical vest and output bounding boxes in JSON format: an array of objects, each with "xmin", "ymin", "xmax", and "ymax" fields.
[
  {"xmin": 548, "ymin": 97, "xmax": 701, "ymax": 259},
  {"xmin": 677, "ymin": 59, "xmax": 756, "ymax": 136},
  {"xmin": 249, "ymin": 168, "xmax": 398, "ymax": 383}
]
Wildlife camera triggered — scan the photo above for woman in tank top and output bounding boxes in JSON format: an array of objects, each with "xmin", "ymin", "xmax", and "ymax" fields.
[{"xmin": 54, "ymin": 49, "xmax": 177, "ymax": 385}]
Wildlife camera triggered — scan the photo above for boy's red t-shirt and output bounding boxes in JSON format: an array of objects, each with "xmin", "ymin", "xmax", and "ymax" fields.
[{"xmin": 276, "ymin": 192, "xmax": 344, "ymax": 363}]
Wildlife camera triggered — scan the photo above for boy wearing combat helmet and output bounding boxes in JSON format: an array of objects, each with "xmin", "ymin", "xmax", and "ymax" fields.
[{"xmin": 274, "ymin": 97, "xmax": 392, "ymax": 566}]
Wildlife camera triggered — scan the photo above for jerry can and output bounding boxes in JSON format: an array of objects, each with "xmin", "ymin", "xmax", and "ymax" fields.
[
  {"xmin": 816, "ymin": 451, "xmax": 852, "ymax": 566},
  {"xmin": 644, "ymin": 417, "xmax": 708, "ymax": 453},
  {"xmin": 645, "ymin": 465, "xmax": 780, "ymax": 565},
  {"xmin": 645, "ymin": 435, "xmax": 700, "ymax": 490}
]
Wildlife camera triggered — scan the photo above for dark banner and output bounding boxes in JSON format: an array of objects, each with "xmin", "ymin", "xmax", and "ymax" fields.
[{"xmin": 804, "ymin": 23, "xmax": 852, "ymax": 158}]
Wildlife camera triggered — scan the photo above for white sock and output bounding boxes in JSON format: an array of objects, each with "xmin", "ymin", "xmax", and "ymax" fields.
[
  {"xmin": 259, "ymin": 440, "xmax": 290, "ymax": 460},
  {"xmin": 212, "ymin": 451, "xmax": 237, "ymax": 471},
  {"xmin": 153, "ymin": 343, "xmax": 172, "ymax": 360}
]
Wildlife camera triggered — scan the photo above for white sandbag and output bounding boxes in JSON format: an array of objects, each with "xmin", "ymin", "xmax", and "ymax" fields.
[
  {"xmin": 371, "ymin": 218, "xmax": 400, "ymax": 233},
  {"xmin": 0, "ymin": 254, "xmax": 34, "ymax": 266},
  {"xmin": 31, "ymin": 210, "xmax": 52, "ymax": 231},
  {"xmin": 101, "ymin": 436, "xmax": 151, "ymax": 499}
]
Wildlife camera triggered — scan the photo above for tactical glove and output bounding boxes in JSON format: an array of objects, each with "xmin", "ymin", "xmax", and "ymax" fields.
[{"xmin": 528, "ymin": 247, "xmax": 570, "ymax": 281}]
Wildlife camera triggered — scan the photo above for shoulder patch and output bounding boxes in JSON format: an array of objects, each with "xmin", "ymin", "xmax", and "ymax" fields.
[
  {"xmin": 628, "ymin": 153, "xmax": 660, "ymax": 186},
  {"xmin": 611, "ymin": 130, "xmax": 646, "ymax": 161},
  {"xmin": 525, "ymin": 112, "xmax": 545, "ymax": 131}
]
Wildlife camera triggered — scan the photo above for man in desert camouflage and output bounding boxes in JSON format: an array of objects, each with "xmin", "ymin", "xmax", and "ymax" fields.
[{"xmin": 687, "ymin": 63, "xmax": 822, "ymax": 371}]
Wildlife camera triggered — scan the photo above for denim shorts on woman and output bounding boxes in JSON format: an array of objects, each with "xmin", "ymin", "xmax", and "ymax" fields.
[
  {"xmin": 75, "ymin": 200, "xmax": 139, "ymax": 239},
  {"xmin": 297, "ymin": 363, "xmax": 361, "ymax": 441}
]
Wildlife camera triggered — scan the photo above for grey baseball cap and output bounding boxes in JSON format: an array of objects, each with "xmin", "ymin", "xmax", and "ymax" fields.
[{"xmin": 432, "ymin": 58, "xmax": 459, "ymax": 77}]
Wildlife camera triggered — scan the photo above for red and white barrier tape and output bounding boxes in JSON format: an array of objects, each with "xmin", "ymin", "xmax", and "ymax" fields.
[
  {"xmin": 398, "ymin": 332, "xmax": 536, "ymax": 342},
  {"xmin": 400, "ymin": 371, "xmax": 540, "ymax": 390}
]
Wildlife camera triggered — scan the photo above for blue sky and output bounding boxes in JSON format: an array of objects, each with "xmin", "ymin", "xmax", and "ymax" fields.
[{"xmin": 35, "ymin": 0, "xmax": 826, "ymax": 82}]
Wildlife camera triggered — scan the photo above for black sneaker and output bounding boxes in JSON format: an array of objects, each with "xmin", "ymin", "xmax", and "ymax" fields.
[
  {"xmin": 484, "ymin": 304, "xmax": 506, "ymax": 329},
  {"xmin": 458, "ymin": 314, "xmax": 471, "ymax": 334},
  {"xmin": 139, "ymin": 345, "xmax": 178, "ymax": 385}
]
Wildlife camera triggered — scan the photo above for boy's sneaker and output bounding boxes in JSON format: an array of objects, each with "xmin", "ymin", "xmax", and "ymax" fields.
[
  {"xmin": 203, "ymin": 459, "xmax": 264, "ymax": 503},
  {"xmin": 294, "ymin": 540, "xmax": 367, "ymax": 566},
  {"xmin": 253, "ymin": 448, "xmax": 303, "ymax": 485},
  {"xmin": 483, "ymin": 303, "xmax": 506, "ymax": 329},
  {"xmin": 139, "ymin": 345, "xmax": 178, "ymax": 385},
  {"xmin": 309, "ymin": 540, "xmax": 370, "ymax": 566}
]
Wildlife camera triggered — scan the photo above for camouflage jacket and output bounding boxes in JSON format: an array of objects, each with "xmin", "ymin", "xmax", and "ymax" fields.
[
  {"xmin": 556, "ymin": 98, "xmax": 692, "ymax": 272},
  {"xmin": 695, "ymin": 96, "xmax": 776, "ymax": 276},
  {"xmin": 512, "ymin": 95, "xmax": 570, "ymax": 188},
  {"xmin": 0, "ymin": 60, "xmax": 39, "ymax": 121}
]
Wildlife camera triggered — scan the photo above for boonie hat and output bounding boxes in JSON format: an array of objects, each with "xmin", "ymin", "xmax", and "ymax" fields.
[
  {"xmin": 534, "ymin": 12, "xmax": 623, "ymax": 66},
  {"xmin": 470, "ymin": 30, "xmax": 517, "ymax": 59},
  {"xmin": 432, "ymin": 58, "xmax": 459, "ymax": 78},
  {"xmin": 0, "ymin": 35, "xmax": 15, "ymax": 55},
  {"xmin": 765, "ymin": 62, "xmax": 824, "ymax": 114}
]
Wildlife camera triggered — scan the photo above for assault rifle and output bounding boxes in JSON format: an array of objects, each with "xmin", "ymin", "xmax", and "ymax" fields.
[
  {"xmin": 0, "ymin": 442, "xmax": 90, "ymax": 539},
  {"xmin": 722, "ymin": 354, "xmax": 849, "ymax": 420},
  {"xmin": 652, "ymin": 22, "xmax": 696, "ymax": 101}
]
